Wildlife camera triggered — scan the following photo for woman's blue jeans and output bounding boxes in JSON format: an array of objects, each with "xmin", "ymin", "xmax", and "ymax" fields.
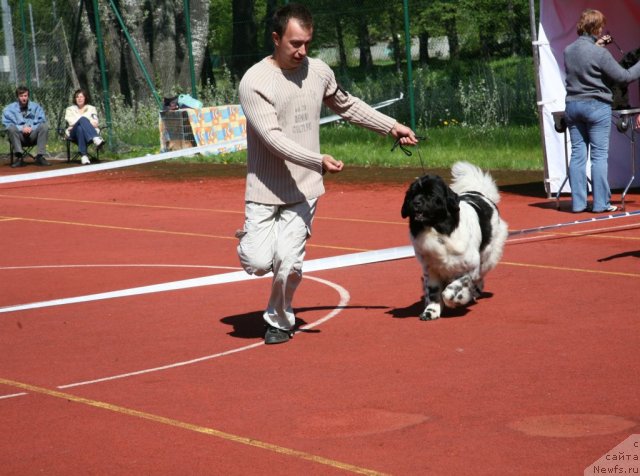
[
  {"xmin": 565, "ymin": 100, "xmax": 612, "ymax": 212},
  {"xmin": 69, "ymin": 116, "xmax": 98, "ymax": 155}
]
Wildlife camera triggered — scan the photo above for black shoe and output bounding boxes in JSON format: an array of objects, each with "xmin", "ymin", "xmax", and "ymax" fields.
[
  {"xmin": 34, "ymin": 155, "xmax": 51, "ymax": 166},
  {"xmin": 11, "ymin": 156, "xmax": 25, "ymax": 168},
  {"xmin": 264, "ymin": 325, "xmax": 292, "ymax": 345}
]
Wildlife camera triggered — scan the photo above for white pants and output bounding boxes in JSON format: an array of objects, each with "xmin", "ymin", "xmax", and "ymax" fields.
[{"xmin": 236, "ymin": 198, "xmax": 317, "ymax": 330}]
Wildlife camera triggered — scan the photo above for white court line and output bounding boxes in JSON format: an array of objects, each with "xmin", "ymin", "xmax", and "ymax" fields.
[
  {"xmin": 2, "ymin": 219, "xmax": 636, "ymax": 397},
  {"xmin": 0, "ymin": 96, "xmax": 403, "ymax": 186},
  {"xmin": 58, "ymin": 275, "xmax": 349, "ymax": 389},
  {"xmin": 0, "ymin": 249, "xmax": 409, "ymax": 398},
  {"xmin": 3, "ymin": 217, "xmax": 639, "ymax": 314},
  {"xmin": 0, "ymin": 392, "xmax": 28, "ymax": 400},
  {"xmin": 0, "ymin": 267, "xmax": 349, "ymax": 398},
  {"xmin": 0, "ymin": 246, "xmax": 414, "ymax": 314},
  {"xmin": 0, "ymin": 139, "xmax": 248, "ymax": 185}
]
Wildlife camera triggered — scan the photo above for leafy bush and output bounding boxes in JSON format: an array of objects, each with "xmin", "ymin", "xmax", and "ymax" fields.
[{"xmin": 2, "ymin": 58, "xmax": 539, "ymax": 162}]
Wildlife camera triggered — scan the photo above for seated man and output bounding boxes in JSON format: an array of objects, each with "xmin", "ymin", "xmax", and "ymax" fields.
[{"xmin": 2, "ymin": 85, "xmax": 50, "ymax": 167}]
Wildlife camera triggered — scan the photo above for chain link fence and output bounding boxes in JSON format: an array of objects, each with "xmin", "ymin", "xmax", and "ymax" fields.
[{"xmin": 1, "ymin": 1, "xmax": 537, "ymax": 159}]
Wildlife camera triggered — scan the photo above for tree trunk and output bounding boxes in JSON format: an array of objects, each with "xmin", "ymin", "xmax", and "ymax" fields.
[
  {"xmin": 444, "ymin": 17, "xmax": 459, "ymax": 59},
  {"xmin": 357, "ymin": 16, "xmax": 373, "ymax": 71},
  {"xmin": 419, "ymin": 31, "xmax": 429, "ymax": 65},
  {"xmin": 231, "ymin": 0, "xmax": 257, "ymax": 80},
  {"xmin": 335, "ymin": 16, "xmax": 348, "ymax": 72},
  {"xmin": 68, "ymin": 0, "xmax": 210, "ymax": 106},
  {"xmin": 262, "ymin": 0, "xmax": 278, "ymax": 56},
  {"xmin": 175, "ymin": 0, "xmax": 210, "ymax": 94},
  {"xmin": 389, "ymin": 13, "xmax": 401, "ymax": 73}
]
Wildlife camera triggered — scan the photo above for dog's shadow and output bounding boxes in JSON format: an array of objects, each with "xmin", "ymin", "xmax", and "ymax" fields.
[{"xmin": 387, "ymin": 294, "xmax": 492, "ymax": 319}]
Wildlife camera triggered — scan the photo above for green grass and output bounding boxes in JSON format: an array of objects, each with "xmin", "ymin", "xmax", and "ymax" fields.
[
  {"xmin": 120, "ymin": 122, "xmax": 544, "ymax": 170},
  {"xmin": 2, "ymin": 122, "xmax": 543, "ymax": 171},
  {"xmin": 318, "ymin": 123, "xmax": 543, "ymax": 170},
  {"xmin": 125, "ymin": 122, "xmax": 543, "ymax": 171}
]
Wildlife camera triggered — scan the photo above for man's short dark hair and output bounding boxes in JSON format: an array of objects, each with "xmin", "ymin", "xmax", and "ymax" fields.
[
  {"xmin": 16, "ymin": 86, "xmax": 29, "ymax": 97},
  {"xmin": 272, "ymin": 3, "xmax": 313, "ymax": 37}
]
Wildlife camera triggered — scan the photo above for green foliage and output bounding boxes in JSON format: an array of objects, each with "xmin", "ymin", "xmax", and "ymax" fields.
[
  {"xmin": 318, "ymin": 122, "xmax": 542, "ymax": 170},
  {"xmin": 198, "ymin": 68, "xmax": 239, "ymax": 106},
  {"xmin": 410, "ymin": 57, "xmax": 536, "ymax": 128},
  {"xmin": 201, "ymin": 122, "xmax": 542, "ymax": 171}
]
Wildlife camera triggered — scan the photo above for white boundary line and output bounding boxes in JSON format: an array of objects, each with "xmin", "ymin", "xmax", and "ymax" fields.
[
  {"xmin": 0, "ymin": 246, "xmax": 414, "ymax": 314},
  {"xmin": 0, "ymin": 265, "xmax": 349, "ymax": 399},
  {"xmin": 0, "ymin": 139, "xmax": 248, "ymax": 185},
  {"xmin": 0, "ymin": 95, "xmax": 404, "ymax": 186},
  {"xmin": 58, "ymin": 275, "xmax": 349, "ymax": 390}
]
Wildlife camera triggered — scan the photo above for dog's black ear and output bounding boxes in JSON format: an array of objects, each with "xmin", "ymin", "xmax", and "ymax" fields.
[
  {"xmin": 401, "ymin": 180, "xmax": 418, "ymax": 218},
  {"xmin": 445, "ymin": 186, "xmax": 460, "ymax": 214},
  {"xmin": 401, "ymin": 189, "xmax": 412, "ymax": 218}
]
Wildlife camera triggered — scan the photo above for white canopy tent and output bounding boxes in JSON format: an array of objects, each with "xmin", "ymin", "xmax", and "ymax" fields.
[{"xmin": 529, "ymin": 0, "xmax": 640, "ymax": 197}]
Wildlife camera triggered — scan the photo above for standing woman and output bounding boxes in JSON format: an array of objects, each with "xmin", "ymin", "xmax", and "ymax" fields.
[
  {"xmin": 65, "ymin": 88, "xmax": 104, "ymax": 165},
  {"xmin": 563, "ymin": 9, "xmax": 640, "ymax": 213}
]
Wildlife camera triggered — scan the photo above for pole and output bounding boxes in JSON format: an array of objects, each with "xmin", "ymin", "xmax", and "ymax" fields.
[
  {"xmin": 19, "ymin": 0, "xmax": 30, "ymax": 87},
  {"xmin": 183, "ymin": 0, "xmax": 197, "ymax": 98},
  {"xmin": 28, "ymin": 3, "xmax": 39, "ymax": 86},
  {"xmin": 402, "ymin": 0, "xmax": 416, "ymax": 131},
  {"xmin": 1, "ymin": 0, "xmax": 18, "ymax": 84},
  {"xmin": 529, "ymin": 0, "xmax": 551, "ymax": 198},
  {"xmin": 508, "ymin": 210, "xmax": 640, "ymax": 237},
  {"xmin": 91, "ymin": 0, "xmax": 114, "ymax": 146},
  {"xmin": 106, "ymin": 0, "xmax": 162, "ymax": 108}
]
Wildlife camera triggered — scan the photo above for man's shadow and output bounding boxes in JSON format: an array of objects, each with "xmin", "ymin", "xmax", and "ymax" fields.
[
  {"xmin": 220, "ymin": 305, "xmax": 387, "ymax": 339},
  {"xmin": 598, "ymin": 250, "xmax": 640, "ymax": 262}
]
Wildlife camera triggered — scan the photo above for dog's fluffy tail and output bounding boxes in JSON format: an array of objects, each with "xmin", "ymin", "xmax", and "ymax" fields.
[{"xmin": 449, "ymin": 161, "xmax": 501, "ymax": 204}]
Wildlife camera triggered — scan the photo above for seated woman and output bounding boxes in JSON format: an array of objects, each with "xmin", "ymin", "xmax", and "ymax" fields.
[{"xmin": 65, "ymin": 88, "xmax": 104, "ymax": 165}]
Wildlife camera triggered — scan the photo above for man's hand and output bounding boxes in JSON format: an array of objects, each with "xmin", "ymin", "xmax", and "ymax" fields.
[
  {"xmin": 390, "ymin": 122, "xmax": 418, "ymax": 146},
  {"xmin": 22, "ymin": 125, "xmax": 32, "ymax": 136},
  {"xmin": 322, "ymin": 154, "xmax": 344, "ymax": 174}
]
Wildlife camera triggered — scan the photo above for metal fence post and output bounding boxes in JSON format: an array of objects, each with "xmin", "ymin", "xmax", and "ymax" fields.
[
  {"xmin": 91, "ymin": 0, "xmax": 114, "ymax": 146},
  {"xmin": 19, "ymin": 0, "xmax": 30, "ymax": 88},
  {"xmin": 402, "ymin": 0, "xmax": 416, "ymax": 131},
  {"xmin": 183, "ymin": 0, "xmax": 198, "ymax": 99}
]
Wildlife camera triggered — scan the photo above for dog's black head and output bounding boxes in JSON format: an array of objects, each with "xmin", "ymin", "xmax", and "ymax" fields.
[{"xmin": 401, "ymin": 174, "xmax": 460, "ymax": 237}]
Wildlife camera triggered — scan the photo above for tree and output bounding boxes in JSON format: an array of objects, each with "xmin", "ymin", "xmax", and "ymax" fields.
[
  {"xmin": 66, "ymin": 0, "xmax": 209, "ymax": 104},
  {"xmin": 353, "ymin": 0, "xmax": 373, "ymax": 71},
  {"xmin": 230, "ymin": 0, "xmax": 258, "ymax": 80}
]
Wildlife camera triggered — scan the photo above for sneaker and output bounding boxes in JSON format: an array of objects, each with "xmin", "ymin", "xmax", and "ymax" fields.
[
  {"xmin": 93, "ymin": 136, "xmax": 104, "ymax": 149},
  {"xmin": 34, "ymin": 154, "xmax": 51, "ymax": 166},
  {"xmin": 592, "ymin": 205, "xmax": 618, "ymax": 213},
  {"xmin": 80, "ymin": 155, "xmax": 90, "ymax": 165},
  {"xmin": 10, "ymin": 154, "xmax": 25, "ymax": 168},
  {"xmin": 264, "ymin": 325, "xmax": 292, "ymax": 345}
]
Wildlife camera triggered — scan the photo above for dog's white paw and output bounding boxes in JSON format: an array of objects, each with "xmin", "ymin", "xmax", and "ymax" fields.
[
  {"xmin": 419, "ymin": 303, "xmax": 441, "ymax": 321},
  {"xmin": 442, "ymin": 277, "xmax": 474, "ymax": 307}
]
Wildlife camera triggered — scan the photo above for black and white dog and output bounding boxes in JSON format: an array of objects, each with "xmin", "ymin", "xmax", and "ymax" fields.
[{"xmin": 401, "ymin": 161, "xmax": 508, "ymax": 321}]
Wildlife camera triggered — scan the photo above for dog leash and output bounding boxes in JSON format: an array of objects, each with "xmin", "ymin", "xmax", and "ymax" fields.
[{"xmin": 391, "ymin": 135, "xmax": 427, "ymax": 174}]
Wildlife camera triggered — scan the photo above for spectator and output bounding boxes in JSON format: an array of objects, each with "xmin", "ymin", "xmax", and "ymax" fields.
[
  {"xmin": 65, "ymin": 88, "xmax": 104, "ymax": 165},
  {"xmin": 236, "ymin": 3, "xmax": 417, "ymax": 345},
  {"xmin": 2, "ymin": 85, "xmax": 50, "ymax": 168},
  {"xmin": 563, "ymin": 9, "xmax": 640, "ymax": 213}
]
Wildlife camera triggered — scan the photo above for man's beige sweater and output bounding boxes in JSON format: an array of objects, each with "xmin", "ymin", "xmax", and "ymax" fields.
[{"xmin": 239, "ymin": 56, "xmax": 396, "ymax": 205}]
